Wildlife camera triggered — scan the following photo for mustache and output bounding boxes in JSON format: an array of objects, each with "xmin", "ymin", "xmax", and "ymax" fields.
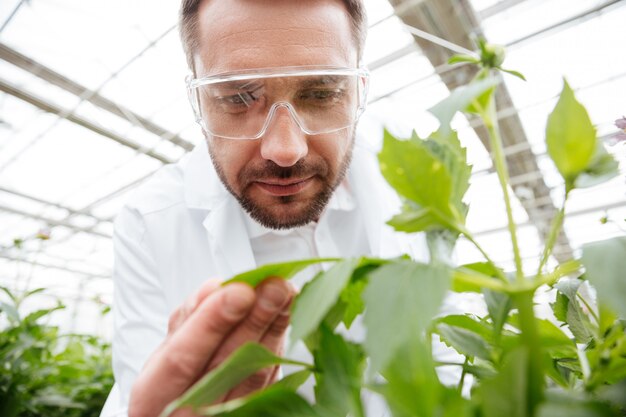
[{"xmin": 239, "ymin": 158, "xmax": 329, "ymax": 185}]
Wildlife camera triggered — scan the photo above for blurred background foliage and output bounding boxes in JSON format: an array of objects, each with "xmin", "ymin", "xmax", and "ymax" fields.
[{"xmin": 0, "ymin": 284, "xmax": 113, "ymax": 417}]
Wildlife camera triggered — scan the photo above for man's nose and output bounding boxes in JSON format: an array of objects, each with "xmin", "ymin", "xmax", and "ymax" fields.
[{"xmin": 259, "ymin": 106, "xmax": 308, "ymax": 167}]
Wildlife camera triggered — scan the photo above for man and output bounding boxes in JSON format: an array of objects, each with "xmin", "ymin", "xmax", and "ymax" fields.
[{"xmin": 100, "ymin": 1, "xmax": 426, "ymax": 416}]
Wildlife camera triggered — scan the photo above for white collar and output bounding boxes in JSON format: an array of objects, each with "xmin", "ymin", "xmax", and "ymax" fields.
[
  {"xmin": 183, "ymin": 139, "xmax": 229, "ymax": 210},
  {"xmin": 182, "ymin": 136, "xmax": 415, "ymax": 259}
]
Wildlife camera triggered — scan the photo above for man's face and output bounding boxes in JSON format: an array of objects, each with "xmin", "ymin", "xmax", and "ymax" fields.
[{"xmin": 194, "ymin": 0, "xmax": 358, "ymax": 229}]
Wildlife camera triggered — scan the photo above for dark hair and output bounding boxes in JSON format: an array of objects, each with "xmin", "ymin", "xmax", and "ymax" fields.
[{"xmin": 179, "ymin": 0, "xmax": 367, "ymax": 71}]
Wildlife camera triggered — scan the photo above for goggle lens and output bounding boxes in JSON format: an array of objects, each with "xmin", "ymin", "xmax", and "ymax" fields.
[{"xmin": 187, "ymin": 68, "xmax": 369, "ymax": 139}]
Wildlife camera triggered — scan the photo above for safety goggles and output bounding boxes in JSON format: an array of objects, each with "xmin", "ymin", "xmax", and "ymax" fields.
[{"xmin": 186, "ymin": 66, "xmax": 369, "ymax": 140}]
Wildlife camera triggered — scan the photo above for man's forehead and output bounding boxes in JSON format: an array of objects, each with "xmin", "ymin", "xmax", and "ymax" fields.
[{"xmin": 193, "ymin": 0, "xmax": 356, "ymax": 75}]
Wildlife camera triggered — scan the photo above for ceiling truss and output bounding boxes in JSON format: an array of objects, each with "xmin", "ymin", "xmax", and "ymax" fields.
[{"xmin": 0, "ymin": 0, "xmax": 623, "ymax": 280}]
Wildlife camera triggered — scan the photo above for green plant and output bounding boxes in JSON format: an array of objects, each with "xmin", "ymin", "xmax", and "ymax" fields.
[
  {"xmin": 162, "ymin": 41, "xmax": 625, "ymax": 417},
  {"xmin": 0, "ymin": 286, "xmax": 114, "ymax": 417}
]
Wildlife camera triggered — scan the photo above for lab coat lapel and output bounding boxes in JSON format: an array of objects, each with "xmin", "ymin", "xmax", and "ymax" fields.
[
  {"xmin": 202, "ymin": 198, "xmax": 256, "ymax": 279},
  {"xmin": 184, "ymin": 139, "xmax": 256, "ymax": 279}
]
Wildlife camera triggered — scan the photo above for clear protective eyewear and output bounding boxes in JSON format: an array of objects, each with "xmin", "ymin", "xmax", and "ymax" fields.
[{"xmin": 186, "ymin": 66, "xmax": 369, "ymax": 140}]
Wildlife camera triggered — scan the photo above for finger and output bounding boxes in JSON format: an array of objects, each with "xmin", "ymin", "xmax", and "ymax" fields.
[
  {"xmin": 130, "ymin": 283, "xmax": 255, "ymax": 417},
  {"xmin": 260, "ymin": 300, "xmax": 291, "ymax": 354},
  {"xmin": 225, "ymin": 301, "xmax": 291, "ymax": 400},
  {"xmin": 205, "ymin": 278, "xmax": 292, "ymax": 372},
  {"xmin": 168, "ymin": 279, "xmax": 222, "ymax": 335}
]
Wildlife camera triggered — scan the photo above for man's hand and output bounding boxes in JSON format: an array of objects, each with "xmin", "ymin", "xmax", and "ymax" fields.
[{"xmin": 129, "ymin": 277, "xmax": 294, "ymax": 417}]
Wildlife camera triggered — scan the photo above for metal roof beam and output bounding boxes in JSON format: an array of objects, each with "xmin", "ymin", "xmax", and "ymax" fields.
[
  {"xmin": 0, "ymin": 77, "xmax": 173, "ymax": 164},
  {"xmin": 473, "ymin": 199, "xmax": 626, "ymax": 238},
  {"xmin": 0, "ymin": 253, "xmax": 110, "ymax": 280},
  {"xmin": 0, "ymin": 202, "xmax": 111, "ymax": 239},
  {"xmin": 479, "ymin": 0, "xmax": 531, "ymax": 20},
  {"xmin": 0, "ymin": 42, "xmax": 194, "ymax": 152},
  {"xmin": 0, "ymin": 185, "xmax": 113, "ymax": 224}
]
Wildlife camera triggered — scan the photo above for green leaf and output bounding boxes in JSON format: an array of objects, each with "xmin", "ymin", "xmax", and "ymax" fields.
[
  {"xmin": 198, "ymin": 386, "xmax": 318, "ymax": 417},
  {"xmin": 477, "ymin": 347, "xmax": 530, "ymax": 417},
  {"xmin": 225, "ymin": 258, "xmax": 339, "ymax": 287},
  {"xmin": 551, "ymin": 291, "xmax": 569, "ymax": 323},
  {"xmin": 339, "ymin": 276, "xmax": 367, "ymax": 329},
  {"xmin": 387, "ymin": 205, "xmax": 443, "ymax": 233},
  {"xmin": 582, "ymin": 236, "xmax": 626, "ymax": 319},
  {"xmin": 448, "ymin": 54, "xmax": 480, "ymax": 65},
  {"xmin": 30, "ymin": 393, "xmax": 83, "ymax": 409},
  {"xmin": 460, "ymin": 262, "xmax": 503, "ymax": 277},
  {"xmin": 379, "ymin": 130, "xmax": 454, "ymax": 221},
  {"xmin": 274, "ymin": 369, "xmax": 312, "ymax": 392},
  {"xmin": 453, "ymin": 262, "xmax": 504, "ymax": 292},
  {"xmin": 0, "ymin": 301, "xmax": 20, "ymax": 325},
  {"xmin": 363, "ymin": 260, "xmax": 451, "ymax": 373},
  {"xmin": 290, "ymin": 258, "xmax": 360, "ymax": 344},
  {"xmin": 24, "ymin": 305, "xmax": 65, "ymax": 325},
  {"xmin": 499, "ymin": 68, "xmax": 527, "ymax": 81},
  {"xmin": 595, "ymin": 378, "xmax": 626, "ymax": 410},
  {"xmin": 536, "ymin": 391, "xmax": 616, "ymax": 417},
  {"xmin": 586, "ymin": 323, "xmax": 626, "ymax": 387},
  {"xmin": 380, "ymin": 341, "xmax": 444, "ymax": 417},
  {"xmin": 427, "ymin": 129, "xmax": 472, "ymax": 213},
  {"xmin": 437, "ymin": 314, "xmax": 496, "ymax": 344},
  {"xmin": 429, "ymin": 77, "xmax": 499, "ymax": 136},
  {"xmin": 508, "ymin": 315, "xmax": 577, "ymax": 359},
  {"xmin": 440, "ymin": 388, "xmax": 475, "ymax": 417},
  {"xmin": 0, "ymin": 285, "xmax": 18, "ymax": 303},
  {"xmin": 483, "ymin": 289, "xmax": 512, "ymax": 341},
  {"xmin": 379, "ymin": 127, "xmax": 471, "ymax": 236},
  {"xmin": 554, "ymin": 279, "xmax": 595, "ymax": 343},
  {"xmin": 546, "ymin": 79, "xmax": 597, "ymax": 184},
  {"xmin": 437, "ymin": 323, "xmax": 492, "ymax": 360},
  {"xmin": 553, "ymin": 277, "xmax": 583, "ymax": 301},
  {"xmin": 575, "ymin": 142, "xmax": 619, "ymax": 188},
  {"xmin": 338, "ymin": 259, "xmax": 386, "ymax": 329},
  {"xmin": 22, "ymin": 287, "xmax": 46, "ymax": 299},
  {"xmin": 160, "ymin": 343, "xmax": 311, "ymax": 417},
  {"xmin": 313, "ymin": 326, "xmax": 365, "ymax": 417},
  {"xmin": 566, "ymin": 299, "xmax": 596, "ymax": 344}
]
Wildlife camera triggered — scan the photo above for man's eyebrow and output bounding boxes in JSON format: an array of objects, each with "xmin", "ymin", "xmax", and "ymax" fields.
[
  {"xmin": 212, "ymin": 79, "xmax": 263, "ymax": 90},
  {"xmin": 297, "ymin": 75, "xmax": 345, "ymax": 88}
]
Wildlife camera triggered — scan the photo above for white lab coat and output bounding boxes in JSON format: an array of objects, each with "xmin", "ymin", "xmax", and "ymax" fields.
[{"xmin": 99, "ymin": 136, "xmax": 435, "ymax": 417}]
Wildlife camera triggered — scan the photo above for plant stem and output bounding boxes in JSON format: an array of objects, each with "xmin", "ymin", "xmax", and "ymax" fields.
[
  {"xmin": 532, "ymin": 259, "xmax": 582, "ymax": 289},
  {"xmin": 458, "ymin": 357, "xmax": 469, "ymax": 393},
  {"xmin": 536, "ymin": 193, "xmax": 568, "ymax": 276},
  {"xmin": 513, "ymin": 292, "xmax": 544, "ymax": 415},
  {"xmin": 434, "ymin": 361, "xmax": 466, "ymax": 367},
  {"xmin": 576, "ymin": 292, "xmax": 600, "ymax": 326},
  {"xmin": 483, "ymin": 102, "xmax": 524, "ymax": 282},
  {"xmin": 457, "ymin": 224, "xmax": 508, "ymax": 283},
  {"xmin": 482, "ymin": 79, "xmax": 542, "ymax": 414}
]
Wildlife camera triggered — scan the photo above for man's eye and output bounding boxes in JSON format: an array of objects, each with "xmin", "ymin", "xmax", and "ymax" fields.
[
  {"xmin": 299, "ymin": 89, "xmax": 344, "ymax": 103},
  {"xmin": 220, "ymin": 91, "xmax": 258, "ymax": 106}
]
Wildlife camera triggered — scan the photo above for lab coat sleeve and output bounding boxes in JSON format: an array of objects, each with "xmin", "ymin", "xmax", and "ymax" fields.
[{"xmin": 102, "ymin": 205, "xmax": 170, "ymax": 416}]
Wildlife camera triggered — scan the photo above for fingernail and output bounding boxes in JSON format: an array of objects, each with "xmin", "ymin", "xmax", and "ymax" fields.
[
  {"xmin": 259, "ymin": 280, "xmax": 289, "ymax": 311},
  {"xmin": 223, "ymin": 285, "xmax": 254, "ymax": 318}
]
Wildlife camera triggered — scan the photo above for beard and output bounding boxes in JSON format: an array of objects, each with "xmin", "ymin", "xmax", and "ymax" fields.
[{"xmin": 207, "ymin": 135, "xmax": 355, "ymax": 230}]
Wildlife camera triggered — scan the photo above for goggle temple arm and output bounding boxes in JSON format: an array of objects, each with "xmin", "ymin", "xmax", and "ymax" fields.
[{"xmin": 185, "ymin": 73, "xmax": 203, "ymax": 126}]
